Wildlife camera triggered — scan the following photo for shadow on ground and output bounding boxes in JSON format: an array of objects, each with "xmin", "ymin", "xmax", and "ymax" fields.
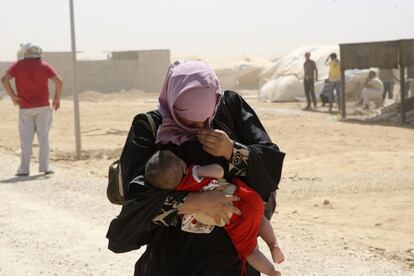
[{"xmin": 0, "ymin": 174, "xmax": 52, "ymax": 184}]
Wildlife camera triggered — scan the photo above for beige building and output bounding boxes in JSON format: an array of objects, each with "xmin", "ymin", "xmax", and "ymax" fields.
[{"xmin": 0, "ymin": 49, "xmax": 171, "ymax": 95}]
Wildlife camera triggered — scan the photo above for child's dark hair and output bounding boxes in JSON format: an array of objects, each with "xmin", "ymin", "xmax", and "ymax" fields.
[{"xmin": 145, "ymin": 150, "xmax": 184, "ymax": 190}]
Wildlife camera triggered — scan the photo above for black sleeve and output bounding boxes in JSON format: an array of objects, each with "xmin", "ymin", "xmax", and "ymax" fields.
[
  {"xmin": 225, "ymin": 91, "xmax": 285, "ymax": 200},
  {"xmin": 106, "ymin": 176, "xmax": 187, "ymax": 253},
  {"xmin": 119, "ymin": 112, "xmax": 159, "ymax": 193},
  {"xmin": 228, "ymin": 141, "xmax": 250, "ymax": 176},
  {"xmin": 106, "ymin": 112, "xmax": 187, "ymax": 253}
]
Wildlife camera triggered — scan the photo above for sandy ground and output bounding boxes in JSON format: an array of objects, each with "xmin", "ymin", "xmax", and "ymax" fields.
[{"xmin": 1, "ymin": 90, "xmax": 413, "ymax": 275}]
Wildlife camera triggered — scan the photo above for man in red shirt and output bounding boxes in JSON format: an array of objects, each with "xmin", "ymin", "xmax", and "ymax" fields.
[{"xmin": 1, "ymin": 44, "xmax": 63, "ymax": 176}]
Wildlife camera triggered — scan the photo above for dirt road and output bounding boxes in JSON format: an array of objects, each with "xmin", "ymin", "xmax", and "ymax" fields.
[
  {"xmin": 1, "ymin": 149, "xmax": 412, "ymax": 275},
  {"xmin": 0, "ymin": 149, "xmax": 141, "ymax": 275},
  {"xmin": 1, "ymin": 93, "xmax": 413, "ymax": 275}
]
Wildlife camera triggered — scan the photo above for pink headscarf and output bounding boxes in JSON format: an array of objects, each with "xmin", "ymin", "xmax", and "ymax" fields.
[{"xmin": 156, "ymin": 61, "xmax": 222, "ymax": 145}]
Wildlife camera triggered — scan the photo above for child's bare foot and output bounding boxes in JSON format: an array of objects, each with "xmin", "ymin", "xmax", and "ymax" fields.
[{"xmin": 270, "ymin": 243, "xmax": 285, "ymax": 264}]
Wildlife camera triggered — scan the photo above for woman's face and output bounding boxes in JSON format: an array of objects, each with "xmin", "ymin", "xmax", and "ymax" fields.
[{"xmin": 179, "ymin": 117, "xmax": 209, "ymax": 129}]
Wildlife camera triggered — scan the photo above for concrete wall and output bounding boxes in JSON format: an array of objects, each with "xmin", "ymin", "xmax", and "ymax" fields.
[{"xmin": 0, "ymin": 49, "xmax": 170, "ymax": 95}]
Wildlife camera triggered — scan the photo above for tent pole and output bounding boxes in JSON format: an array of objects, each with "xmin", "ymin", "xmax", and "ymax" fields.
[
  {"xmin": 341, "ymin": 69, "xmax": 346, "ymax": 119},
  {"xmin": 400, "ymin": 66, "xmax": 406, "ymax": 125}
]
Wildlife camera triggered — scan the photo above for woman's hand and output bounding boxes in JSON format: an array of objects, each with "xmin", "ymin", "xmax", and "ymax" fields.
[
  {"xmin": 197, "ymin": 129, "xmax": 233, "ymax": 161},
  {"xmin": 178, "ymin": 190, "xmax": 241, "ymax": 225}
]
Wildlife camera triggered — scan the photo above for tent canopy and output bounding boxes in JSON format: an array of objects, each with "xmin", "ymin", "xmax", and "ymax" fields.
[
  {"xmin": 339, "ymin": 38, "xmax": 414, "ymax": 124},
  {"xmin": 400, "ymin": 39, "xmax": 414, "ymax": 67},
  {"xmin": 340, "ymin": 39, "xmax": 414, "ymax": 70}
]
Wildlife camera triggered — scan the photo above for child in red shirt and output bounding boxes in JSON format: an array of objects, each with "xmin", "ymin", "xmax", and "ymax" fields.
[{"xmin": 145, "ymin": 150, "xmax": 284, "ymax": 276}]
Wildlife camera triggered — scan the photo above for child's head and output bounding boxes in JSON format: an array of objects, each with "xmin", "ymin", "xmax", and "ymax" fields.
[
  {"xmin": 145, "ymin": 150, "xmax": 187, "ymax": 190},
  {"xmin": 324, "ymin": 79, "xmax": 330, "ymax": 84}
]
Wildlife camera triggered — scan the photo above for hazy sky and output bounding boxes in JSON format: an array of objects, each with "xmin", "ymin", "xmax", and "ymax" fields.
[{"xmin": 1, "ymin": 0, "xmax": 413, "ymax": 61}]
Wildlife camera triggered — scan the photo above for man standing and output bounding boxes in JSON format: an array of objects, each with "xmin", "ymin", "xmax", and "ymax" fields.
[
  {"xmin": 1, "ymin": 44, "xmax": 62, "ymax": 176},
  {"xmin": 407, "ymin": 65, "xmax": 414, "ymax": 98},
  {"xmin": 303, "ymin": 52, "xmax": 318, "ymax": 109},
  {"xmin": 325, "ymin": 53, "xmax": 341, "ymax": 112},
  {"xmin": 379, "ymin": 68, "xmax": 394, "ymax": 100}
]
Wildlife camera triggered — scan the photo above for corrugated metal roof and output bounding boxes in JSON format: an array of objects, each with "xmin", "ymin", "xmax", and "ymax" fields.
[
  {"xmin": 340, "ymin": 39, "xmax": 414, "ymax": 70},
  {"xmin": 340, "ymin": 40, "xmax": 399, "ymax": 70},
  {"xmin": 400, "ymin": 40, "xmax": 414, "ymax": 67}
]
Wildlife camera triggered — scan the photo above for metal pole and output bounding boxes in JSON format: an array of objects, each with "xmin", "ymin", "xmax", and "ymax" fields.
[
  {"xmin": 339, "ymin": 47, "xmax": 346, "ymax": 119},
  {"xmin": 341, "ymin": 69, "xmax": 346, "ymax": 119},
  {"xmin": 399, "ymin": 66, "xmax": 406, "ymax": 125},
  {"xmin": 69, "ymin": 0, "xmax": 82, "ymax": 159}
]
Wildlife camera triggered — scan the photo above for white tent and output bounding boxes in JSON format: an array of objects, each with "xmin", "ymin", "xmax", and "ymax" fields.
[
  {"xmin": 211, "ymin": 56, "xmax": 274, "ymax": 90},
  {"xmin": 258, "ymin": 45, "xmax": 379, "ymax": 102},
  {"xmin": 259, "ymin": 45, "xmax": 339, "ymax": 101}
]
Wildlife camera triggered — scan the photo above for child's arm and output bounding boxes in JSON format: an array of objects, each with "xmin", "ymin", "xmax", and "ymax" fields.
[{"xmin": 196, "ymin": 164, "xmax": 224, "ymax": 179}]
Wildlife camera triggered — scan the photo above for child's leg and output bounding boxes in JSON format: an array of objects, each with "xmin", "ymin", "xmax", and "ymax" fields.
[
  {"xmin": 259, "ymin": 217, "xmax": 285, "ymax": 264},
  {"xmin": 247, "ymin": 246, "xmax": 281, "ymax": 276}
]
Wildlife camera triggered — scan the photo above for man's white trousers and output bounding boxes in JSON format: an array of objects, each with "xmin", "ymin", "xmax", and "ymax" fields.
[{"xmin": 17, "ymin": 106, "xmax": 52, "ymax": 174}]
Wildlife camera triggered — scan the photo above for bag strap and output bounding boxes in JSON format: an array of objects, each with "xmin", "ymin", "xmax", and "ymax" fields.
[
  {"xmin": 117, "ymin": 162, "xmax": 124, "ymax": 197},
  {"xmin": 145, "ymin": 113, "xmax": 157, "ymax": 137}
]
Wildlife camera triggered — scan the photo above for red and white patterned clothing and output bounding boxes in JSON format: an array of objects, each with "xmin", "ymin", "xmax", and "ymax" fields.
[{"xmin": 176, "ymin": 165, "xmax": 265, "ymax": 259}]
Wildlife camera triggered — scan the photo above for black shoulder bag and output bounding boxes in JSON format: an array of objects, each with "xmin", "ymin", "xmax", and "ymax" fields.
[{"xmin": 107, "ymin": 113, "xmax": 157, "ymax": 205}]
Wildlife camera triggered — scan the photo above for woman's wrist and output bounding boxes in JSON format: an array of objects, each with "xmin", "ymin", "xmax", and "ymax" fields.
[
  {"xmin": 228, "ymin": 141, "xmax": 250, "ymax": 176},
  {"xmin": 224, "ymin": 140, "xmax": 233, "ymax": 161}
]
